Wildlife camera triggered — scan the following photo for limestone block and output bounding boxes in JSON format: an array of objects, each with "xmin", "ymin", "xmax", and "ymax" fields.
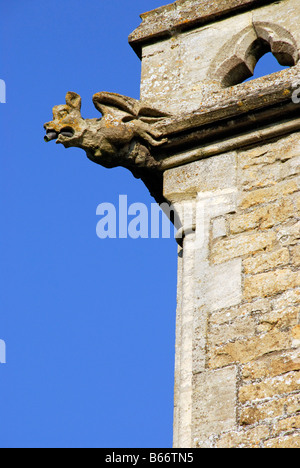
[
  {"xmin": 211, "ymin": 231, "xmax": 276, "ymax": 264},
  {"xmin": 212, "ymin": 217, "xmax": 227, "ymax": 239},
  {"xmin": 163, "ymin": 152, "xmax": 237, "ymax": 202},
  {"xmin": 271, "ymin": 288, "xmax": 300, "ymax": 310},
  {"xmin": 192, "ymin": 367, "xmax": 237, "ymax": 447},
  {"xmin": 257, "ymin": 306, "xmax": 299, "ymax": 333},
  {"xmin": 209, "ymin": 316, "xmax": 256, "ymax": 348},
  {"xmin": 275, "ymin": 220, "xmax": 300, "ymax": 246},
  {"xmin": 244, "ymin": 268, "xmax": 300, "ymax": 299},
  {"xmin": 291, "ymin": 245, "xmax": 300, "ymax": 266},
  {"xmin": 205, "ymin": 259, "xmax": 242, "ymax": 312},
  {"xmin": 210, "ymin": 299, "xmax": 271, "ymax": 327},
  {"xmin": 273, "ymin": 415, "xmax": 300, "ymax": 436},
  {"xmin": 242, "ymin": 349, "xmax": 300, "ymax": 381},
  {"xmin": 239, "ymin": 132, "xmax": 300, "ymax": 169},
  {"xmin": 286, "ymin": 394, "xmax": 300, "ymax": 415},
  {"xmin": 229, "ymin": 199, "xmax": 294, "ymax": 234},
  {"xmin": 216, "ymin": 425, "xmax": 270, "ymax": 448},
  {"xmin": 239, "ymin": 177, "xmax": 300, "ymax": 209},
  {"xmin": 243, "ymin": 248, "xmax": 290, "ymax": 274},
  {"xmin": 140, "ymin": 37, "xmax": 182, "ymax": 111},
  {"xmin": 240, "ymin": 156, "xmax": 300, "ymax": 190},
  {"xmin": 263, "ymin": 433, "xmax": 300, "ymax": 448},
  {"xmin": 240, "ymin": 399, "xmax": 287, "ymax": 426},
  {"xmin": 209, "ymin": 329, "xmax": 293, "ymax": 368},
  {"xmin": 239, "ymin": 370, "xmax": 300, "ymax": 403}
]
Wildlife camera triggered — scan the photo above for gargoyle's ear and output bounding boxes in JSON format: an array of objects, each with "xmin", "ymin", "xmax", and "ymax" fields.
[{"xmin": 65, "ymin": 92, "xmax": 81, "ymax": 110}]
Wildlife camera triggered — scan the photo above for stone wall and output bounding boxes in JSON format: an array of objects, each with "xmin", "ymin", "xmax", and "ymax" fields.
[
  {"xmin": 164, "ymin": 132, "xmax": 300, "ymax": 448},
  {"xmin": 206, "ymin": 133, "xmax": 299, "ymax": 448}
]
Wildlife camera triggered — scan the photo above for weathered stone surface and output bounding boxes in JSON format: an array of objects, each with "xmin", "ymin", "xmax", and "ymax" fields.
[
  {"xmin": 239, "ymin": 371, "xmax": 300, "ymax": 403},
  {"xmin": 212, "ymin": 217, "xmax": 227, "ymax": 239},
  {"xmin": 242, "ymin": 350, "xmax": 300, "ymax": 381},
  {"xmin": 209, "ymin": 316, "xmax": 256, "ymax": 347},
  {"xmin": 286, "ymin": 394, "xmax": 300, "ymax": 415},
  {"xmin": 211, "ymin": 231, "xmax": 276, "ymax": 264},
  {"xmin": 239, "ymin": 177, "xmax": 300, "ymax": 209},
  {"xmin": 263, "ymin": 433, "xmax": 300, "ymax": 448},
  {"xmin": 192, "ymin": 367, "xmax": 237, "ymax": 447},
  {"xmin": 271, "ymin": 288, "xmax": 300, "ymax": 310},
  {"xmin": 240, "ymin": 156, "xmax": 300, "ymax": 191},
  {"xmin": 273, "ymin": 415, "xmax": 300, "ymax": 436},
  {"xmin": 205, "ymin": 259, "xmax": 242, "ymax": 312},
  {"xmin": 291, "ymin": 245, "xmax": 300, "ymax": 266},
  {"xmin": 210, "ymin": 330, "xmax": 293, "ymax": 368},
  {"xmin": 136, "ymin": 0, "xmax": 300, "ymax": 117},
  {"xmin": 215, "ymin": 426, "xmax": 270, "ymax": 448},
  {"xmin": 239, "ymin": 133, "xmax": 300, "ymax": 169},
  {"xmin": 229, "ymin": 199, "xmax": 295, "ymax": 234},
  {"xmin": 257, "ymin": 306, "xmax": 299, "ymax": 333},
  {"xmin": 240, "ymin": 399, "xmax": 286, "ymax": 426},
  {"xmin": 163, "ymin": 152, "xmax": 237, "ymax": 201},
  {"xmin": 275, "ymin": 220, "xmax": 300, "ymax": 246},
  {"xmin": 129, "ymin": 0, "xmax": 279, "ymax": 54},
  {"xmin": 244, "ymin": 268, "xmax": 300, "ymax": 299},
  {"xmin": 210, "ymin": 299, "xmax": 271, "ymax": 327},
  {"xmin": 243, "ymin": 248, "xmax": 290, "ymax": 275}
]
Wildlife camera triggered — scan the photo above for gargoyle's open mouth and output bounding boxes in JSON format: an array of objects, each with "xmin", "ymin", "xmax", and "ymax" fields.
[{"xmin": 44, "ymin": 127, "xmax": 75, "ymax": 142}]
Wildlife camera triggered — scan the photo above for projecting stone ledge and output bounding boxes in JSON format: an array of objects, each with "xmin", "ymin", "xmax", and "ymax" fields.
[{"xmin": 129, "ymin": 0, "xmax": 280, "ymax": 56}]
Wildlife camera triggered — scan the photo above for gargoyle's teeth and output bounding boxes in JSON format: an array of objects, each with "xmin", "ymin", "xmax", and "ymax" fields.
[{"xmin": 44, "ymin": 130, "xmax": 58, "ymax": 142}]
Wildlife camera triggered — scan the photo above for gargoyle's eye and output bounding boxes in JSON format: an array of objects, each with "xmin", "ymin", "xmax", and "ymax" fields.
[
  {"xmin": 58, "ymin": 110, "xmax": 68, "ymax": 119},
  {"xmin": 59, "ymin": 127, "xmax": 75, "ymax": 138}
]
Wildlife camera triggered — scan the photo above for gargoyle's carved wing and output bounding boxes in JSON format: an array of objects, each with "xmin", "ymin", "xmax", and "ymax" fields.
[
  {"xmin": 92, "ymin": 92, "xmax": 171, "ymax": 122},
  {"xmin": 93, "ymin": 92, "xmax": 140, "ymax": 118},
  {"xmin": 138, "ymin": 105, "xmax": 170, "ymax": 124}
]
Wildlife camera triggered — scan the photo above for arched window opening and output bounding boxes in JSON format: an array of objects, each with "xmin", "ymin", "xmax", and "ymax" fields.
[
  {"xmin": 221, "ymin": 36, "xmax": 296, "ymax": 87},
  {"xmin": 211, "ymin": 23, "xmax": 299, "ymax": 89},
  {"xmin": 244, "ymin": 51, "xmax": 289, "ymax": 83}
]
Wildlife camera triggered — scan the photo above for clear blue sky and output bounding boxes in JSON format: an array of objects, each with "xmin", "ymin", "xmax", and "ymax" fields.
[{"xmin": 0, "ymin": 0, "xmax": 287, "ymax": 449}]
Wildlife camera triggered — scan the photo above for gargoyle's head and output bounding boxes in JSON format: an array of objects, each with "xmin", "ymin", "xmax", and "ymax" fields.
[{"xmin": 44, "ymin": 92, "xmax": 87, "ymax": 148}]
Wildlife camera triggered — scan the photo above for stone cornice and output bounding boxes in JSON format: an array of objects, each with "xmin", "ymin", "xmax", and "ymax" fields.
[
  {"xmin": 152, "ymin": 66, "xmax": 300, "ymax": 169},
  {"xmin": 156, "ymin": 66, "xmax": 299, "ymax": 135},
  {"xmin": 129, "ymin": 0, "xmax": 282, "ymax": 57}
]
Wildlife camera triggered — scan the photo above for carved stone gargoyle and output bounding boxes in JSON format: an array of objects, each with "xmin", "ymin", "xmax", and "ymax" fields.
[{"xmin": 44, "ymin": 92, "xmax": 170, "ymax": 203}]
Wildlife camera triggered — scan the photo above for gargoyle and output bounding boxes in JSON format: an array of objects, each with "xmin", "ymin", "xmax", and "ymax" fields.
[
  {"xmin": 44, "ymin": 91, "xmax": 170, "ymax": 203},
  {"xmin": 44, "ymin": 91, "xmax": 170, "ymax": 166}
]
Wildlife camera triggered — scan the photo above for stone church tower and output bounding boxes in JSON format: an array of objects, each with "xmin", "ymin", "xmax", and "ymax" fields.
[
  {"xmin": 129, "ymin": 0, "xmax": 300, "ymax": 448},
  {"xmin": 45, "ymin": 0, "xmax": 300, "ymax": 449}
]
